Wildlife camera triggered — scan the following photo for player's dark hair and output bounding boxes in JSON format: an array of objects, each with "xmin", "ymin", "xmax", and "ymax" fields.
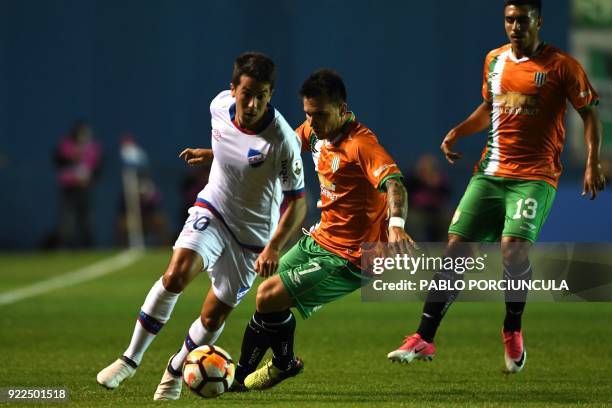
[
  {"xmin": 300, "ymin": 69, "xmax": 347, "ymax": 104},
  {"xmin": 504, "ymin": 0, "xmax": 541, "ymax": 16},
  {"xmin": 231, "ymin": 52, "xmax": 276, "ymax": 89}
]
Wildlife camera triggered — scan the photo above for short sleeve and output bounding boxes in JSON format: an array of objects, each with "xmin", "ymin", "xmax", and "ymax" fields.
[
  {"xmin": 352, "ymin": 133, "xmax": 402, "ymax": 192},
  {"xmin": 561, "ymin": 56, "xmax": 599, "ymax": 112},
  {"xmin": 482, "ymin": 52, "xmax": 494, "ymax": 102}
]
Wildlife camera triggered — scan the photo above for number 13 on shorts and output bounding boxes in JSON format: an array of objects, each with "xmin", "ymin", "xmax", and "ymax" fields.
[{"xmin": 512, "ymin": 198, "xmax": 538, "ymax": 219}]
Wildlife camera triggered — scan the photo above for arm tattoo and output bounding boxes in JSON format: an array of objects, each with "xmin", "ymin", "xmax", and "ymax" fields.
[{"xmin": 385, "ymin": 178, "xmax": 408, "ymax": 219}]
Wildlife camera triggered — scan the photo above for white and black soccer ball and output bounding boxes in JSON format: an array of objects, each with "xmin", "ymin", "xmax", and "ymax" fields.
[{"xmin": 182, "ymin": 345, "xmax": 235, "ymax": 398}]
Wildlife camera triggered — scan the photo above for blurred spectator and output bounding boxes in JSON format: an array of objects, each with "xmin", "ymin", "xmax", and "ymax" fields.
[
  {"xmin": 116, "ymin": 134, "xmax": 171, "ymax": 247},
  {"xmin": 54, "ymin": 120, "xmax": 102, "ymax": 248},
  {"xmin": 404, "ymin": 154, "xmax": 452, "ymax": 242}
]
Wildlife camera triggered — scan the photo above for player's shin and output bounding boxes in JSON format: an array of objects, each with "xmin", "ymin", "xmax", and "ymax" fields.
[
  {"xmin": 123, "ymin": 277, "xmax": 181, "ymax": 365},
  {"xmin": 417, "ymin": 269, "xmax": 464, "ymax": 342},
  {"xmin": 234, "ymin": 311, "xmax": 277, "ymax": 384},
  {"xmin": 503, "ymin": 260, "xmax": 532, "ymax": 332},
  {"xmin": 169, "ymin": 318, "xmax": 225, "ymax": 373},
  {"xmin": 266, "ymin": 310, "xmax": 296, "ymax": 371}
]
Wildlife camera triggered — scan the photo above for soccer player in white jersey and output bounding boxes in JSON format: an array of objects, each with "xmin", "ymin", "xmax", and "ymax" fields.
[{"xmin": 96, "ymin": 52, "xmax": 307, "ymax": 400}]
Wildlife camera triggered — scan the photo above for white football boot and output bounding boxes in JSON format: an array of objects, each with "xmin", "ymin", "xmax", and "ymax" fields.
[
  {"xmin": 97, "ymin": 358, "xmax": 137, "ymax": 389},
  {"xmin": 153, "ymin": 355, "xmax": 183, "ymax": 401}
]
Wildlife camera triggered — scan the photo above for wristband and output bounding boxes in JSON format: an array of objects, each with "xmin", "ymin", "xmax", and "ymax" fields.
[{"xmin": 388, "ymin": 217, "xmax": 405, "ymax": 230}]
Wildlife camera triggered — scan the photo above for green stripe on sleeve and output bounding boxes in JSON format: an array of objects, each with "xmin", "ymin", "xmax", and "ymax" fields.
[{"xmin": 378, "ymin": 173, "xmax": 403, "ymax": 192}]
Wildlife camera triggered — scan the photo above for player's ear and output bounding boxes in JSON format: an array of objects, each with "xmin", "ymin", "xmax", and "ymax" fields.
[
  {"xmin": 230, "ymin": 82, "xmax": 236, "ymax": 97},
  {"xmin": 339, "ymin": 102, "xmax": 348, "ymax": 117},
  {"xmin": 536, "ymin": 15, "xmax": 543, "ymax": 30}
]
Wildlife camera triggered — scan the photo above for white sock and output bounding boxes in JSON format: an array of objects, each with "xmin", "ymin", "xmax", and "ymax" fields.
[
  {"xmin": 123, "ymin": 277, "xmax": 181, "ymax": 365},
  {"xmin": 169, "ymin": 318, "xmax": 225, "ymax": 372}
]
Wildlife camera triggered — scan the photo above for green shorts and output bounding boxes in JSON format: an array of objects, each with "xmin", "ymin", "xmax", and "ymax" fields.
[
  {"xmin": 448, "ymin": 174, "xmax": 556, "ymax": 242},
  {"xmin": 278, "ymin": 235, "xmax": 365, "ymax": 319}
]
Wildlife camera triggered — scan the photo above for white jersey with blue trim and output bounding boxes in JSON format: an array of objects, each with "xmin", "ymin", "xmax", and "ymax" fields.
[{"xmin": 197, "ymin": 90, "xmax": 304, "ymax": 249}]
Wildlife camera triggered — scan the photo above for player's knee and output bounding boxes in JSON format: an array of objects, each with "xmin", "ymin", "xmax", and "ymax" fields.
[
  {"xmin": 163, "ymin": 260, "xmax": 193, "ymax": 292},
  {"xmin": 502, "ymin": 242, "xmax": 530, "ymax": 267},
  {"xmin": 255, "ymin": 280, "xmax": 280, "ymax": 312},
  {"xmin": 446, "ymin": 236, "xmax": 470, "ymax": 258},
  {"xmin": 162, "ymin": 270, "xmax": 187, "ymax": 292}
]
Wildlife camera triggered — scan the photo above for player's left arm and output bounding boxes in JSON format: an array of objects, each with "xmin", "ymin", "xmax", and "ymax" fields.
[
  {"xmin": 578, "ymin": 106, "xmax": 606, "ymax": 200},
  {"xmin": 384, "ymin": 178, "xmax": 416, "ymax": 252},
  {"xmin": 255, "ymin": 134, "xmax": 307, "ymax": 278},
  {"xmin": 563, "ymin": 56, "xmax": 606, "ymax": 199}
]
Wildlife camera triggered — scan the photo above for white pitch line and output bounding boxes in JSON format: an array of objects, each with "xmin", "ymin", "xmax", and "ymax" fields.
[{"xmin": 0, "ymin": 250, "xmax": 143, "ymax": 306}]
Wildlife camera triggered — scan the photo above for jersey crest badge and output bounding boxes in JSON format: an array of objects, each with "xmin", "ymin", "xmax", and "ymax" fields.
[
  {"xmin": 247, "ymin": 148, "xmax": 265, "ymax": 167},
  {"xmin": 331, "ymin": 155, "xmax": 340, "ymax": 173},
  {"xmin": 534, "ymin": 72, "xmax": 547, "ymax": 88}
]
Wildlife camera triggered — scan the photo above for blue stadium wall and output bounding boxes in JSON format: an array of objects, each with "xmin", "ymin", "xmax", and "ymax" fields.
[{"xmin": 1, "ymin": 0, "xmax": 609, "ymax": 248}]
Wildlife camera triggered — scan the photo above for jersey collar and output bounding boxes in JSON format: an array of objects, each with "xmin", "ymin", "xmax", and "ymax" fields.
[
  {"xmin": 319, "ymin": 111, "xmax": 356, "ymax": 147},
  {"xmin": 508, "ymin": 42, "xmax": 546, "ymax": 63},
  {"xmin": 229, "ymin": 103, "xmax": 275, "ymax": 135}
]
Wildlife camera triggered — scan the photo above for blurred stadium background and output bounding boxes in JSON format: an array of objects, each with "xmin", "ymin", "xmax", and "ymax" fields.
[{"xmin": 0, "ymin": 0, "xmax": 610, "ymax": 250}]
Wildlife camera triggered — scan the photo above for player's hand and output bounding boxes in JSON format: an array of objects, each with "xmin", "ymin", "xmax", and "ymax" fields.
[
  {"xmin": 388, "ymin": 227, "xmax": 417, "ymax": 256},
  {"xmin": 179, "ymin": 148, "xmax": 213, "ymax": 166},
  {"xmin": 441, "ymin": 130, "xmax": 463, "ymax": 164},
  {"xmin": 582, "ymin": 162, "xmax": 606, "ymax": 200},
  {"xmin": 255, "ymin": 245, "xmax": 280, "ymax": 278}
]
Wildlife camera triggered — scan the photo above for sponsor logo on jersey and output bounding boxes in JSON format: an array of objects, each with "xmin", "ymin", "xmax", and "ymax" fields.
[
  {"xmin": 534, "ymin": 71, "xmax": 547, "ymax": 88},
  {"xmin": 280, "ymin": 159, "xmax": 289, "ymax": 183},
  {"xmin": 237, "ymin": 286, "xmax": 251, "ymax": 301},
  {"xmin": 373, "ymin": 163, "xmax": 398, "ymax": 178},
  {"xmin": 318, "ymin": 173, "xmax": 336, "ymax": 191},
  {"xmin": 494, "ymin": 92, "xmax": 539, "ymax": 115},
  {"xmin": 212, "ymin": 129, "xmax": 222, "ymax": 141},
  {"xmin": 293, "ymin": 159, "xmax": 302, "ymax": 176},
  {"xmin": 247, "ymin": 148, "xmax": 266, "ymax": 167}
]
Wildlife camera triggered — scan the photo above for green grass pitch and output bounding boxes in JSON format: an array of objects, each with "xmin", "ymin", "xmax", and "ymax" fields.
[{"xmin": 1, "ymin": 250, "xmax": 611, "ymax": 407}]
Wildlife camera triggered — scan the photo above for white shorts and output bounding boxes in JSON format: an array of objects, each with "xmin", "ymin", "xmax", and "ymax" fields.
[{"xmin": 173, "ymin": 206, "xmax": 259, "ymax": 307}]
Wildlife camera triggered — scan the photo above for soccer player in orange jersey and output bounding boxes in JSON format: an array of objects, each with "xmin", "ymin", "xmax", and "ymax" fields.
[
  {"xmin": 387, "ymin": 0, "xmax": 606, "ymax": 373},
  {"xmin": 229, "ymin": 69, "xmax": 415, "ymax": 390}
]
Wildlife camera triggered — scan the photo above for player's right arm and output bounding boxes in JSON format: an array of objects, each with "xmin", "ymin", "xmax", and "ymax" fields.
[
  {"xmin": 441, "ymin": 50, "xmax": 497, "ymax": 164},
  {"xmin": 179, "ymin": 148, "xmax": 213, "ymax": 166},
  {"xmin": 441, "ymin": 101, "xmax": 492, "ymax": 165}
]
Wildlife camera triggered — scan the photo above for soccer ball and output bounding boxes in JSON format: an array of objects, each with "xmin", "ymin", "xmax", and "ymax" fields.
[{"xmin": 182, "ymin": 345, "xmax": 235, "ymax": 398}]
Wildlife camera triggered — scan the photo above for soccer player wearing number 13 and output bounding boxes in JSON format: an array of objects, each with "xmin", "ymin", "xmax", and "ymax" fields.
[{"xmin": 388, "ymin": 0, "xmax": 605, "ymax": 373}]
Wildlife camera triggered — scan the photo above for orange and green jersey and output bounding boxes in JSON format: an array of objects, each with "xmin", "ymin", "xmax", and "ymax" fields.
[
  {"xmin": 476, "ymin": 43, "xmax": 599, "ymax": 188},
  {"xmin": 296, "ymin": 114, "xmax": 402, "ymax": 266}
]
